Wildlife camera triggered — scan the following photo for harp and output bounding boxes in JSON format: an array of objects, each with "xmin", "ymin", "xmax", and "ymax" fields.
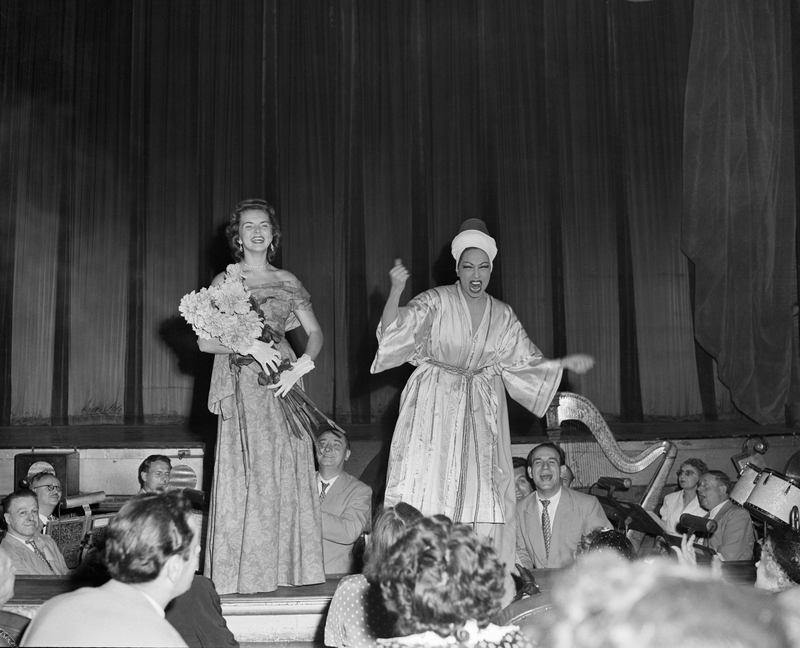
[{"xmin": 545, "ymin": 392, "xmax": 677, "ymax": 552}]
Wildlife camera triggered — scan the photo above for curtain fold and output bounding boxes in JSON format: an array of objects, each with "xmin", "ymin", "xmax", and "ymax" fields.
[{"xmin": 682, "ymin": 0, "xmax": 796, "ymax": 424}]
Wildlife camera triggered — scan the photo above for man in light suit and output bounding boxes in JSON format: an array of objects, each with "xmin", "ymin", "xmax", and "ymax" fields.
[
  {"xmin": 21, "ymin": 491, "xmax": 198, "ymax": 647},
  {"xmin": 1, "ymin": 490, "xmax": 69, "ymax": 576},
  {"xmin": 516, "ymin": 443, "xmax": 610, "ymax": 569},
  {"xmin": 316, "ymin": 427, "xmax": 372, "ymax": 575},
  {"xmin": 697, "ymin": 470, "xmax": 755, "ymax": 561}
]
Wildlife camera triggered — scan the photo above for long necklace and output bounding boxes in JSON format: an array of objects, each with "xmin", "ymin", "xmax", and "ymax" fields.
[{"xmin": 241, "ymin": 260, "xmax": 269, "ymax": 270}]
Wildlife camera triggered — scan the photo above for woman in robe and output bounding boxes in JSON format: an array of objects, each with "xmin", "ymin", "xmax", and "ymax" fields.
[{"xmin": 370, "ymin": 219, "xmax": 593, "ymax": 587}]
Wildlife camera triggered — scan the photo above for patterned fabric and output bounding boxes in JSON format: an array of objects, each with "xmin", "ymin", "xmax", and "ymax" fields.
[
  {"xmin": 204, "ymin": 279, "xmax": 325, "ymax": 594},
  {"xmin": 325, "ymin": 574, "xmax": 395, "ymax": 648},
  {"xmin": 320, "ymin": 482, "xmax": 330, "ymax": 502},
  {"xmin": 377, "ymin": 625, "xmax": 533, "ymax": 648},
  {"xmin": 540, "ymin": 500, "xmax": 551, "ymax": 558},
  {"xmin": 371, "ymin": 285, "xmax": 562, "ymax": 524}
]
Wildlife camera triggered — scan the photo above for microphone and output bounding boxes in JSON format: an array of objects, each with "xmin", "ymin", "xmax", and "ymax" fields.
[
  {"xmin": 679, "ymin": 513, "xmax": 718, "ymax": 536},
  {"xmin": 596, "ymin": 476, "xmax": 632, "ymax": 490}
]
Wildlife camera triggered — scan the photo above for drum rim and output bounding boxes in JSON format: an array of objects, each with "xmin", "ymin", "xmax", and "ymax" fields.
[{"xmin": 744, "ymin": 502, "xmax": 789, "ymax": 526}]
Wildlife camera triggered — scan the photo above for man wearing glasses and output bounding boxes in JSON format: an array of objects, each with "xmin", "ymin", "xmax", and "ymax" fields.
[{"xmin": 29, "ymin": 471, "xmax": 62, "ymax": 533}]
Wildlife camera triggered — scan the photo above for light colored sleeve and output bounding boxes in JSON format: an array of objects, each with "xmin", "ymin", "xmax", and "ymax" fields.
[
  {"xmin": 322, "ymin": 483, "xmax": 373, "ymax": 545},
  {"xmin": 370, "ymin": 290, "xmax": 435, "ymax": 374},
  {"xmin": 715, "ymin": 508, "xmax": 756, "ymax": 561},
  {"xmin": 497, "ymin": 309, "xmax": 563, "ymax": 417}
]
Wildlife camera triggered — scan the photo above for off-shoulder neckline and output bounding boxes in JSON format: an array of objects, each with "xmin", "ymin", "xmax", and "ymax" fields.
[{"xmin": 246, "ymin": 279, "xmax": 303, "ymax": 290}]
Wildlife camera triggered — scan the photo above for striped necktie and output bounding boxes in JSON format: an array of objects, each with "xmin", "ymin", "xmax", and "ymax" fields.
[
  {"xmin": 320, "ymin": 481, "xmax": 330, "ymax": 502},
  {"xmin": 26, "ymin": 539, "xmax": 55, "ymax": 574},
  {"xmin": 541, "ymin": 499, "xmax": 552, "ymax": 558}
]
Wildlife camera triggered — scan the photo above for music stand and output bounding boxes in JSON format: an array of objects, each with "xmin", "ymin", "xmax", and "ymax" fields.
[
  {"xmin": 46, "ymin": 517, "xmax": 89, "ymax": 570},
  {"xmin": 596, "ymin": 496, "xmax": 717, "ymax": 563}
]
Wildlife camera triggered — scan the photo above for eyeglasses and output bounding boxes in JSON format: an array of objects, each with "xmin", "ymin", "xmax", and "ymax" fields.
[
  {"xmin": 33, "ymin": 484, "xmax": 62, "ymax": 493},
  {"xmin": 675, "ymin": 470, "xmax": 698, "ymax": 477}
]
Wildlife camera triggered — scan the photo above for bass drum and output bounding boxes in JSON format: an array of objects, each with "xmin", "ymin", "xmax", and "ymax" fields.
[
  {"xmin": 730, "ymin": 463, "xmax": 762, "ymax": 507},
  {"xmin": 744, "ymin": 468, "xmax": 800, "ymax": 527}
]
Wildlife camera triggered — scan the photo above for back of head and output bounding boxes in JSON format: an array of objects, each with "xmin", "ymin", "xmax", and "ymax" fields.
[
  {"xmin": 380, "ymin": 515, "xmax": 506, "ymax": 637},
  {"xmin": 764, "ymin": 526, "xmax": 800, "ymax": 588},
  {"xmin": 547, "ymin": 555, "xmax": 791, "ymax": 648},
  {"xmin": 362, "ymin": 502, "xmax": 423, "ymax": 582},
  {"xmin": 576, "ymin": 529, "xmax": 635, "ymax": 562},
  {"xmin": 104, "ymin": 491, "xmax": 194, "ymax": 584}
]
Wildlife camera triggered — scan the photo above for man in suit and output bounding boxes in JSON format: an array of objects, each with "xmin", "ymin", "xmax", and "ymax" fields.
[
  {"xmin": 697, "ymin": 469, "xmax": 755, "ymax": 561},
  {"xmin": 516, "ymin": 443, "xmax": 610, "ymax": 569},
  {"xmin": 21, "ymin": 491, "xmax": 198, "ymax": 647},
  {"xmin": 316, "ymin": 427, "xmax": 372, "ymax": 575},
  {"xmin": 1, "ymin": 490, "xmax": 69, "ymax": 576}
]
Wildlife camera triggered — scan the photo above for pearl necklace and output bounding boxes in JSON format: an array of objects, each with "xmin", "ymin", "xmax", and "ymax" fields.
[{"xmin": 241, "ymin": 260, "xmax": 269, "ymax": 270}]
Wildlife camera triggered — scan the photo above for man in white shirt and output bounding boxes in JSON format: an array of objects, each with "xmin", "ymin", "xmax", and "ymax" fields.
[
  {"xmin": 516, "ymin": 443, "xmax": 610, "ymax": 569},
  {"xmin": 21, "ymin": 491, "xmax": 198, "ymax": 647},
  {"xmin": 315, "ymin": 427, "xmax": 371, "ymax": 574},
  {"xmin": 696, "ymin": 470, "xmax": 755, "ymax": 561},
  {"xmin": 0, "ymin": 491, "xmax": 68, "ymax": 576}
]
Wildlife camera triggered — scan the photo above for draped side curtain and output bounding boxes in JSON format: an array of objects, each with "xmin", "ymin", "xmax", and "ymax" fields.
[{"xmin": 0, "ymin": 0, "xmax": 792, "ymax": 431}]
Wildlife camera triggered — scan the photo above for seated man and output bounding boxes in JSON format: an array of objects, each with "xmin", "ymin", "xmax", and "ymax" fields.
[
  {"xmin": 1, "ymin": 491, "xmax": 68, "ymax": 576},
  {"xmin": 138, "ymin": 455, "xmax": 172, "ymax": 494},
  {"xmin": 696, "ymin": 469, "xmax": 756, "ymax": 561},
  {"xmin": 513, "ymin": 456, "xmax": 534, "ymax": 501},
  {"xmin": 316, "ymin": 427, "xmax": 372, "ymax": 574},
  {"xmin": 516, "ymin": 443, "xmax": 610, "ymax": 569},
  {"xmin": 28, "ymin": 472, "xmax": 62, "ymax": 533},
  {"xmin": 21, "ymin": 491, "xmax": 198, "ymax": 647}
]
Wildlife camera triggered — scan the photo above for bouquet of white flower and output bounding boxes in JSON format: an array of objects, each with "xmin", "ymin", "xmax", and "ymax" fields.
[{"xmin": 179, "ymin": 265, "xmax": 345, "ymax": 481}]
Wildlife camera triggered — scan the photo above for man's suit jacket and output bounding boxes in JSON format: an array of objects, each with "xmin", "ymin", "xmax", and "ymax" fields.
[
  {"xmin": 21, "ymin": 579, "xmax": 188, "ymax": 647},
  {"xmin": 165, "ymin": 575, "xmax": 238, "ymax": 648},
  {"xmin": 707, "ymin": 499, "xmax": 756, "ymax": 561},
  {"xmin": 1, "ymin": 534, "xmax": 68, "ymax": 576},
  {"xmin": 516, "ymin": 487, "xmax": 610, "ymax": 569},
  {"xmin": 319, "ymin": 471, "xmax": 372, "ymax": 575}
]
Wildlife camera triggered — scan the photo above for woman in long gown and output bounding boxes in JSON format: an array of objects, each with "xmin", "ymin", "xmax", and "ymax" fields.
[
  {"xmin": 198, "ymin": 199, "xmax": 325, "ymax": 594},
  {"xmin": 370, "ymin": 219, "xmax": 593, "ymax": 586}
]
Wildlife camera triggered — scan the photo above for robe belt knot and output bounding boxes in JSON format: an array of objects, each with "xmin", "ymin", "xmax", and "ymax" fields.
[{"xmin": 427, "ymin": 359, "xmax": 486, "ymax": 381}]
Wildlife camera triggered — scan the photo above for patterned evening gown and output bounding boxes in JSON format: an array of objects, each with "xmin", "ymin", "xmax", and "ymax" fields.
[{"xmin": 204, "ymin": 279, "xmax": 325, "ymax": 594}]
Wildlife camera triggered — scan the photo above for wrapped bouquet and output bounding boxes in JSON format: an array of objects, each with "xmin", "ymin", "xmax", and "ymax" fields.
[{"xmin": 180, "ymin": 264, "xmax": 344, "ymax": 478}]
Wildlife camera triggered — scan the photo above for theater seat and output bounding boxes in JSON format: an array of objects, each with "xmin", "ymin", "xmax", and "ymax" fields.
[{"xmin": 493, "ymin": 593, "xmax": 557, "ymax": 647}]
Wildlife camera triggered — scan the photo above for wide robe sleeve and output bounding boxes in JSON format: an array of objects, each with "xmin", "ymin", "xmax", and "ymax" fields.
[
  {"xmin": 494, "ymin": 307, "xmax": 563, "ymax": 417},
  {"xmin": 370, "ymin": 290, "xmax": 436, "ymax": 374}
]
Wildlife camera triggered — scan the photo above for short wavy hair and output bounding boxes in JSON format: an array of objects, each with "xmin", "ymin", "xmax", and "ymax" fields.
[
  {"xmin": 104, "ymin": 491, "xmax": 195, "ymax": 584},
  {"xmin": 137, "ymin": 455, "xmax": 172, "ymax": 488},
  {"xmin": 680, "ymin": 458, "xmax": 708, "ymax": 476},
  {"xmin": 702, "ymin": 470, "xmax": 733, "ymax": 494},
  {"xmin": 0, "ymin": 491, "xmax": 37, "ymax": 530},
  {"xmin": 362, "ymin": 502, "xmax": 423, "ymax": 583},
  {"xmin": 225, "ymin": 198, "xmax": 282, "ymax": 262},
  {"xmin": 380, "ymin": 515, "xmax": 506, "ymax": 637}
]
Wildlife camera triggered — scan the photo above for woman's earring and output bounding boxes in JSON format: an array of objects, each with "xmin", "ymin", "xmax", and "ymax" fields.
[{"xmin": 238, "ymin": 239, "xmax": 243, "ymax": 252}]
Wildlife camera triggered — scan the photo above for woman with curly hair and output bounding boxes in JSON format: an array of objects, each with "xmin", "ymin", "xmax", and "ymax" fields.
[
  {"xmin": 378, "ymin": 516, "xmax": 532, "ymax": 648},
  {"xmin": 325, "ymin": 503, "xmax": 423, "ymax": 648},
  {"xmin": 197, "ymin": 199, "xmax": 325, "ymax": 594}
]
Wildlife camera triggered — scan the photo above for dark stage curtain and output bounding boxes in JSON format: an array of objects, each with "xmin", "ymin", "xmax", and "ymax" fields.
[
  {"xmin": 0, "ymin": 0, "xmax": 794, "ymax": 430},
  {"xmin": 682, "ymin": 0, "xmax": 797, "ymax": 425}
]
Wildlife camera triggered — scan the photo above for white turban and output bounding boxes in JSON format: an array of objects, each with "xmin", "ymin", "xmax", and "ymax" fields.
[{"xmin": 451, "ymin": 219, "xmax": 498, "ymax": 271}]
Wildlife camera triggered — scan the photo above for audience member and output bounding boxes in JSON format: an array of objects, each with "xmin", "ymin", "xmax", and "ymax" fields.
[
  {"xmin": 696, "ymin": 470, "xmax": 755, "ymax": 561},
  {"xmin": 659, "ymin": 457, "xmax": 707, "ymax": 534},
  {"xmin": 1, "ymin": 491, "xmax": 68, "ymax": 576},
  {"xmin": 379, "ymin": 516, "xmax": 530, "ymax": 648},
  {"xmin": 28, "ymin": 472, "xmax": 62, "ymax": 533},
  {"xmin": 516, "ymin": 443, "xmax": 610, "ymax": 569},
  {"xmin": 0, "ymin": 544, "xmax": 30, "ymax": 648},
  {"xmin": 138, "ymin": 455, "xmax": 173, "ymax": 494},
  {"xmin": 544, "ymin": 555, "xmax": 792, "ymax": 648},
  {"xmin": 755, "ymin": 526, "xmax": 800, "ymax": 593},
  {"xmin": 316, "ymin": 427, "xmax": 372, "ymax": 575},
  {"xmin": 165, "ymin": 575, "xmax": 238, "ymax": 648},
  {"xmin": 561, "ymin": 464, "xmax": 575, "ymax": 489},
  {"xmin": 21, "ymin": 491, "xmax": 198, "ymax": 647},
  {"xmin": 325, "ymin": 502, "xmax": 423, "ymax": 648},
  {"xmin": 513, "ymin": 457, "xmax": 534, "ymax": 501}
]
